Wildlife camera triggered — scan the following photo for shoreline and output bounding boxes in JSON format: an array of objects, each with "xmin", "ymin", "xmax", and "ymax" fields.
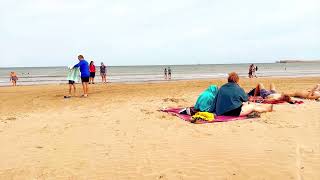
[{"xmin": 1, "ymin": 75, "xmax": 320, "ymax": 87}]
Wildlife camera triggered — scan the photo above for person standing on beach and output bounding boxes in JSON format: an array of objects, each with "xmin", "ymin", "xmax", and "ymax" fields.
[
  {"xmin": 10, "ymin": 72, "xmax": 18, "ymax": 86},
  {"xmin": 248, "ymin": 64, "xmax": 253, "ymax": 78},
  {"xmin": 252, "ymin": 64, "xmax": 257, "ymax": 78},
  {"xmin": 168, "ymin": 67, "xmax": 172, "ymax": 80},
  {"xmin": 164, "ymin": 68, "xmax": 167, "ymax": 80},
  {"xmin": 89, "ymin": 61, "xmax": 96, "ymax": 84},
  {"xmin": 100, "ymin": 62, "xmax": 107, "ymax": 83},
  {"xmin": 64, "ymin": 66, "xmax": 80, "ymax": 98},
  {"xmin": 74, "ymin": 55, "xmax": 90, "ymax": 97}
]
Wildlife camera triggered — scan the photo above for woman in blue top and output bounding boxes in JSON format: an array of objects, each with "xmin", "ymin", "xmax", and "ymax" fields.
[{"xmin": 215, "ymin": 72, "xmax": 273, "ymax": 116}]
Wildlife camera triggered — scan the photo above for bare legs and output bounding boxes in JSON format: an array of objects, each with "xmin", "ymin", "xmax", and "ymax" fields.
[
  {"xmin": 101, "ymin": 75, "xmax": 107, "ymax": 83},
  {"xmin": 240, "ymin": 103, "xmax": 273, "ymax": 116},
  {"xmin": 12, "ymin": 80, "xmax": 17, "ymax": 86},
  {"xmin": 82, "ymin": 82, "xmax": 88, "ymax": 97},
  {"xmin": 68, "ymin": 84, "xmax": 76, "ymax": 96},
  {"xmin": 89, "ymin": 77, "xmax": 95, "ymax": 84}
]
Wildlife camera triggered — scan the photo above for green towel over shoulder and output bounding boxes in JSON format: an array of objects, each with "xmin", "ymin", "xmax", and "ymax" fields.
[{"xmin": 67, "ymin": 67, "xmax": 80, "ymax": 82}]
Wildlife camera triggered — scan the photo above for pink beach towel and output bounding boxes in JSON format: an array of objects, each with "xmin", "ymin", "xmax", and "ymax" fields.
[{"xmin": 161, "ymin": 108, "xmax": 248, "ymax": 124}]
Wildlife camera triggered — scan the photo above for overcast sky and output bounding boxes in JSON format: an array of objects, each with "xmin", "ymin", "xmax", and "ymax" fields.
[{"xmin": 0, "ymin": 0, "xmax": 319, "ymax": 67}]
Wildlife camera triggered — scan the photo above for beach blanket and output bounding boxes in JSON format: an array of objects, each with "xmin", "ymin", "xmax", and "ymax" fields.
[
  {"xmin": 67, "ymin": 67, "xmax": 80, "ymax": 82},
  {"xmin": 161, "ymin": 108, "xmax": 248, "ymax": 124},
  {"xmin": 249, "ymin": 96, "xmax": 304, "ymax": 104}
]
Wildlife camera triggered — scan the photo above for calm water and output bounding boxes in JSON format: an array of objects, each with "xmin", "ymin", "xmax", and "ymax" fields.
[{"xmin": 0, "ymin": 62, "xmax": 319, "ymax": 86}]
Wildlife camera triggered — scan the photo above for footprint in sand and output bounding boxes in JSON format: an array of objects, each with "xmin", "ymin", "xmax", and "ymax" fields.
[
  {"xmin": 140, "ymin": 109, "xmax": 154, "ymax": 115},
  {"xmin": 162, "ymin": 98, "xmax": 186, "ymax": 103},
  {"xmin": 6, "ymin": 117, "xmax": 17, "ymax": 121}
]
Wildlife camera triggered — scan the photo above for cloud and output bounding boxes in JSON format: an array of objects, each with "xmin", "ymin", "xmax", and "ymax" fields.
[{"xmin": 0, "ymin": 0, "xmax": 319, "ymax": 67}]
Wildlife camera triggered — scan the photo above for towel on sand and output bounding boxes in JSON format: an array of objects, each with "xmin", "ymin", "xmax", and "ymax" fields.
[{"xmin": 161, "ymin": 107, "xmax": 248, "ymax": 124}]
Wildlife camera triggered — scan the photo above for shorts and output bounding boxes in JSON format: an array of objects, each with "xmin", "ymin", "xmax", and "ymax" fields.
[
  {"xmin": 81, "ymin": 77, "xmax": 89, "ymax": 83},
  {"xmin": 90, "ymin": 72, "xmax": 95, "ymax": 78},
  {"xmin": 222, "ymin": 105, "xmax": 242, "ymax": 117},
  {"xmin": 247, "ymin": 88, "xmax": 276, "ymax": 99},
  {"xmin": 12, "ymin": 76, "xmax": 18, "ymax": 81},
  {"xmin": 100, "ymin": 73, "xmax": 106, "ymax": 76},
  {"xmin": 68, "ymin": 80, "xmax": 75, "ymax": 84},
  {"xmin": 260, "ymin": 89, "xmax": 276, "ymax": 99}
]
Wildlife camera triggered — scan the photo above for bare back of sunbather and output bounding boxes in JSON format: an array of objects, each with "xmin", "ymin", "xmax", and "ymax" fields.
[{"xmin": 288, "ymin": 84, "xmax": 320, "ymax": 100}]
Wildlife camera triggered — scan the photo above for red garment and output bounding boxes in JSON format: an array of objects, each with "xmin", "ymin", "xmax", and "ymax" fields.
[{"xmin": 89, "ymin": 65, "xmax": 96, "ymax": 72}]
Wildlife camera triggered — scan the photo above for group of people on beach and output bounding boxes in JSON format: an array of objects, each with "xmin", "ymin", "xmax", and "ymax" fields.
[
  {"xmin": 248, "ymin": 64, "xmax": 258, "ymax": 78},
  {"xmin": 188, "ymin": 72, "xmax": 320, "ymax": 119},
  {"xmin": 164, "ymin": 67, "xmax": 172, "ymax": 80},
  {"xmin": 65, "ymin": 55, "xmax": 107, "ymax": 98}
]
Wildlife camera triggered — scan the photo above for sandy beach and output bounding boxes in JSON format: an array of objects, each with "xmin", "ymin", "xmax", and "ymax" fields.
[{"xmin": 0, "ymin": 77, "xmax": 320, "ymax": 179}]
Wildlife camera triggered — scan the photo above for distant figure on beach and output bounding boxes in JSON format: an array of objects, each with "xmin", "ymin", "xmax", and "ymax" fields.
[
  {"xmin": 64, "ymin": 66, "xmax": 80, "ymax": 98},
  {"xmin": 74, "ymin": 55, "xmax": 90, "ymax": 97},
  {"xmin": 248, "ymin": 64, "xmax": 253, "ymax": 78},
  {"xmin": 89, "ymin": 61, "xmax": 96, "ymax": 84},
  {"xmin": 100, "ymin": 62, "xmax": 107, "ymax": 83},
  {"xmin": 287, "ymin": 84, "xmax": 320, "ymax": 100},
  {"xmin": 168, "ymin": 67, "xmax": 172, "ymax": 80},
  {"xmin": 215, "ymin": 72, "xmax": 273, "ymax": 117},
  {"xmin": 164, "ymin": 68, "xmax": 167, "ymax": 80},
  {"xmin": 10, "ymin": 72, "xmax": 18, "ymax": 86},
  {"xmin": 252, "ymin": 64, "xmax": 257, "ymax": 78},
  {"xmin": 248, "ymin": 64, "xmax": 258, "ymax": 78}
]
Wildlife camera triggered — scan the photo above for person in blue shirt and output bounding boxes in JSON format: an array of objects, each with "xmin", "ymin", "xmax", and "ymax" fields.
[
  {"xmin": 74, "ymin": 55, "xmax": 90, "ymax": 97},
  {"xmin": 214, "ymin": 72, "xmax": 273, "ymax": 116}
]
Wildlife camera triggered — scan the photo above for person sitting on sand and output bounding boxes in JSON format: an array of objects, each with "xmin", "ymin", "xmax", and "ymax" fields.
[
  {"xmin": 10, "ymin": 72, "xmax": 18, "ymax": 86},
  {"xmin": 74, "ymin": 55, "xmax": 90, "ymax": 97},
  {"xmin": 194, "ymin": 85, "xmax": 219, "ymax": 113},
  {"xmin": 287, "ymin": 84, "xmax": 320, "ymax": 100},
  {"xmin": 214, "ymin": 72, "xmax": 273, "ymax": 116},
  {"xmin": 247, "ymin": 83, "xmax": 292, "ymax": 103}
]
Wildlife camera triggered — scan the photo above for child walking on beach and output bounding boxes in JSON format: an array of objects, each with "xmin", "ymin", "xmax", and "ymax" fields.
[
  {"xmin": 10, "ymin": 72, "xmax": 18, "ymax": 86},
  {"xmin": 64, "ymin": 66, "xmax": 80, "ymax": 98},
  {"xmin": 74, "ymin": 55, "xmax": 90, "ymax": 97}
]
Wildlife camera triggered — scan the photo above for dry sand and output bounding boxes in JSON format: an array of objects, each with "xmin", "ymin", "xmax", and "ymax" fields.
[{"xmin": 0, "ymin": 77, "xmax": 320, "ymax": 179}]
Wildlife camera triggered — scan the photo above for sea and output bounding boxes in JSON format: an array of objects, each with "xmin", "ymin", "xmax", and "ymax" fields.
[{"xmin": 0, "ymin": 62, "xmax": 319, "ymax": 86}]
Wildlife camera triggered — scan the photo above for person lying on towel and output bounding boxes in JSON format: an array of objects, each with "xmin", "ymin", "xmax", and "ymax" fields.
[
  {"xmin": 247, "ymin": 83, "xmax": 292, "ymax": 103},
  {"xmin": 214, "ymin": 72, "xmax": 273, "ymax": 117},
  {"xmin": 286, "ymin": 84, "xmax": 320, "ymax": 100}
]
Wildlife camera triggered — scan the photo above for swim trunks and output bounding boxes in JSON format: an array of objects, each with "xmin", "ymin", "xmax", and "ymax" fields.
[{"xmin": 81, "ymin": 77, "xmax": 89, "ymax": 83}]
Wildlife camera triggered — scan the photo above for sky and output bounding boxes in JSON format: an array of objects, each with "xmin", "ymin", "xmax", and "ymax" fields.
[{"xmin": 0, "ymin": 0, "xmax": 319, "ymax": 67}]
